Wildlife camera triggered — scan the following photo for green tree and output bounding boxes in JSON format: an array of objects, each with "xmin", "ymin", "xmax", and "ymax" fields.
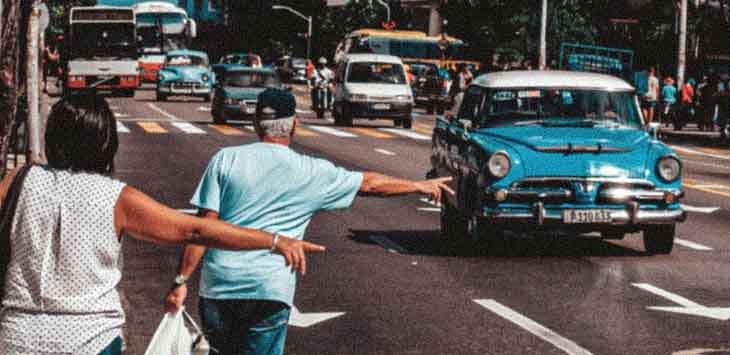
[{"xmin": 45, "ymin": 0, "xmax": 95, "ymax": 36}]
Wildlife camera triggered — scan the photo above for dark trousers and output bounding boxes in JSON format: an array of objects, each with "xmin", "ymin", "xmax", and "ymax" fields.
[
  {"xmin": 200, "ymin": 297, "xmax": 291, "ymax": 355},
  {"xmin": 98, "ymin": 336, "xmax": 122, "ymax": 355}
]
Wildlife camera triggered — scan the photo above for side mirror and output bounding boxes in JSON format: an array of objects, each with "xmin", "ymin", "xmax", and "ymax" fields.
[{"xmin": 647, "ymin": 122, "xmax": 660, "ymax": 139}]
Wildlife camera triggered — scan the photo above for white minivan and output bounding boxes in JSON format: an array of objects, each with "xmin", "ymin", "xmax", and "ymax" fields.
[{"xmin": 333, "ymin": 54, "xmax": 414, "ymax": 129}]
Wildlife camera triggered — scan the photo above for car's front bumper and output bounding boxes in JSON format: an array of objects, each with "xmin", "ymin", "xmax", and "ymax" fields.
[
  {"xmin": 220, "ymin": 103, "xmax": 257, "ymax": 119},
  {"xmin": 348, "ymin": 101, "xmax": 413, "ymax": 119},
  {"xmin": 158, "ymin": 82, "xmax": 212, "ymax": 95}
]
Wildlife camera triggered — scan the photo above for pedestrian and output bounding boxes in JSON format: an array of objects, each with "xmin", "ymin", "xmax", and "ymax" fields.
[
  {"xmin": 42, "ymin": 43, "xmax": 60, "ymax": 93},
  {"xmin": 716, "ymin": 78, "xmax": 730, "ymax": 141},
  {"xmin": 679, "ymin": 77, "xmax": 696, "ymax": 130},
  {"xmin": 698, "ymin": 74, "xmax": 717, "ymax": 132},
  {"xmin": 305, "ymin": 59, "xmax": 314, "ymax": 80},
  {"xmin": 165, "ymin": 88, "xmax": 454, "ymax": 355},
  {"xmin": 643, "ymin": 67, "xmax": 660, "ymax": 123},
  {"xmin": 661, "ymin": 76, "xmax": 678, "ymax": 127},
  {"xmin": 0, "ymin": 94, "xmax": 324, "ymax": 355}
]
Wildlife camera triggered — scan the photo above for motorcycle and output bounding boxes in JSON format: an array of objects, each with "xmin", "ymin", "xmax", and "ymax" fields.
[{"xmin": 312, "ymin": 80, "xmax": 333, "ymax": 119}]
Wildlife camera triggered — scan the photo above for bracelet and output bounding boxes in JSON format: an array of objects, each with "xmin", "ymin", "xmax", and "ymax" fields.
[{"xmin": 270, "ymin": 233, "xmax": 280, "ymax": 252}]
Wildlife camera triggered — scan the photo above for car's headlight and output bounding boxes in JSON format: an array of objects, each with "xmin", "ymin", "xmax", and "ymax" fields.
[
  {"xmin": 348, "ymin": 93, "xmax": 369, "ymax": 102},
  {"xmin": 395, "ymin": 95, "xmax": 412, "ymax": 102},
  {"xmin": 657, "ymin": 156, "xmax": 681, "ymax": 182},
  {"xmin": 487, "ymin": 152, "xmax": 511, "ymax": 178},
  {"xmin": 201, "ymin": 74, "xmax": 210, "ymax": 82},
  {"xmin": 223, "ymin": 98, "xmax": 237, "ymax": 105}
]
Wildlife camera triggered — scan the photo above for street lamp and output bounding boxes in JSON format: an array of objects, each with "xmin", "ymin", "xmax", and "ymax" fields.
[{"xmin": 272, "ymin": 5, "xmax": 312, "ymax": 60}]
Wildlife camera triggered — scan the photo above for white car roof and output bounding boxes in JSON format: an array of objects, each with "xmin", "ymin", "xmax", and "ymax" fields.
[
  {"xmin": 343, "ymin": 53, "xmax": 403, "ymax": 65},
  {"xmin": 473, "ymin": 70, "xmax": 634, "ymax": 91}
]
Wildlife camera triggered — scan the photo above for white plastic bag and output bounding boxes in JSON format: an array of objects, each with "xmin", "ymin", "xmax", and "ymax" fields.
[{"xmin": 144, "ymin": 308, "xmax": 210, "ymax": 355}]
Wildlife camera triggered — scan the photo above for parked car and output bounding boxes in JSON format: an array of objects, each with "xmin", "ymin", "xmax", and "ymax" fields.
[
  {"xmin": 211, "ymin": 67, "xmax": 282, "ymax": 124},
  {"xmin": 211, "ymin": 52, "xmax": 263, "ymax": 79},
  {"xmin": 430, "ymin": 70, "xmax": 686, "ymax": 254},
  {"xmin": 156, "ymin": 49, "xmax": 215, "ymax": 102},
  {"xmin": 275, "ymin": 56, "xmax": 308, "ymax": 83},
  {"xmin": 332, "ymin": 54, "xmax": 414, "ymax": 128},
  {"xmin": 406, "ymin": 61, "xmax": 451, "ymax": 114}
]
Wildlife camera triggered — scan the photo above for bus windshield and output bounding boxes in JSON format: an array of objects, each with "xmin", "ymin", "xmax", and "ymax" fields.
[
  {"xmin": 350, "ymin": 37, "xmax": 465, "ymax": 60},
  {"xmin": 69, "ymin": 23, "xmax": 136, "ymax": 60},
  {"xmin": 136, "ymin": 13, "xmax": 187, "ymax": 53}
]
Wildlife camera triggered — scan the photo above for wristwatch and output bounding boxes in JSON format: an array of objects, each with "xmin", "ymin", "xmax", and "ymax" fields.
[{"xmin": 173, "ymin": 274, "xmax": 188, "ymax": 286}]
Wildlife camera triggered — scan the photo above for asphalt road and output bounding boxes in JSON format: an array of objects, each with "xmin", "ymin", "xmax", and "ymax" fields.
[{"xmin": 53, "ymin": 85, "xmax": 730, "ymax": 355}]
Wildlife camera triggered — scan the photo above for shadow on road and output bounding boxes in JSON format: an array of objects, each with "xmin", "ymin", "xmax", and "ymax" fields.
[{"xmin": 349, "ymin": 229, "xmax": 648, "ymax": 258}]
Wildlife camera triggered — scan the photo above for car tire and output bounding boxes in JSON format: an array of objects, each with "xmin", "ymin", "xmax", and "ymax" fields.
[
  {"xmin": 643, "ymin": 225, "xmax": 675, "ymax": 255},
  {"xmin": 203, "ymin": 93, "xmax": 212, "ymax": 102},
  {"xmin": 341, "ymin": 104, "xmax": 354, "ymax": 127},
  {"xmin": 156, "ymin": 91, "xmax": 167, "ymax": 102},
  {"xmin": 212, "ymin": 111, "xmax": 226, "ymax": 124},
  {"xmin": 440, "ymin": 199, "xmax": 467, "ymax": 239},
  {"xmin": 402, "ymin": 118, "xmax": 413, "ymax": 129}
]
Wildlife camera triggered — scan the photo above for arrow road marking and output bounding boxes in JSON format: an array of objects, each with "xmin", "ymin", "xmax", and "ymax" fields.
[
  {"xmin": 147, "ymin": 103, "xmax": 180, "ymax": 121},
  {"xmin": 674, "ymin": 238, "xmax": 713, "ymax": 251},
  {"xmin": 288, "ymin": 306, "xmax": 345, "ymax": 328},
  {"xmin": 474, "ymin": 299, "xmax": 594, "ymax": 355},
  {"xmin": 680, "ymin": 204, "xmax": 720, "ymax": 214},
  {"xmin": 633, "ymin": 283, "xmax": 730, "ymax": 321}
]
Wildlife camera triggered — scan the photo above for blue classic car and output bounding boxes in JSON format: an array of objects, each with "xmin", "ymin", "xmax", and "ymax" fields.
[
  {"xmin": 211, "ymin": 52, "xmax": 264, "ymax": 79},
  {"xmin": 156, "ymin": 50, "xmax": 215, "ymax": 102},
  {"xmin": 431, "ymin": 71, "xmax": 686, "ymax": 254},
  {"xmin": 211, "ymin": 67, "xmax": 282, "ymax": 124}
]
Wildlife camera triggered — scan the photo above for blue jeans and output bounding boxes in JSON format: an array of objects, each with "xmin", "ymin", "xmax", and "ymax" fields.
[
  {"xmin": 98, "ymin": 336, "xmax": 122, "ymax": 355},
  {"xmin": 200, "ymin": 298, "xmax": 291, "ymax": 355}
]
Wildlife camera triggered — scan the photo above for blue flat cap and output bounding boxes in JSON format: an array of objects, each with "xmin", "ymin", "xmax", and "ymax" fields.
[{"xmin": 256, "ymin": 87, "xmax": 296, "ymax": 120}]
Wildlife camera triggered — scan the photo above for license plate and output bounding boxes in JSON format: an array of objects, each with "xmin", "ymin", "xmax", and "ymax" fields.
[
  {"xmin": 562, "ymin": 209, "xmax": 613, "ymax": 224},
  {"xmin": 373, "ymin": 103, "xmax": 390, "ymax": 110}
]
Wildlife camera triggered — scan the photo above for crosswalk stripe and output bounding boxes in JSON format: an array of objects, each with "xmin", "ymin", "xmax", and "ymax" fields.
[
  {"xmin": 138, "ymin": 122, "xmax": 167, "ymax": 134},
  {"xmin": 116, "ymin": 121, "xmax": 130, "ymax": 134},
  {"xmin": 347, "ymin": 127, "xmax": 394, "ymax": 139},
  {"xmin": 378, "ymin": 128, "xmax": 431, "ymax": 141},
  {"xmin": 209, "ymin": 124, "xmax": 246, "ymax": 136},
  {"xmin": 294, "ymin": 126, "xmax": 318, "ymax": 137},
  {"xmin": 306, "ymin": 125, "xmax": 358, "ymax": 138},
  {"xmin": 171, "ymin": 122, "xmax": 206, "ymax": 134},
  {"xmin": 413, "ymin": 126, "xmax": 433, "ymax": 135}
]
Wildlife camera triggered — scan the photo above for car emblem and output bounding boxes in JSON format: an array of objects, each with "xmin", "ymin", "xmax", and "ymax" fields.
[{"xmin": 577, "ymin": 181, "xmax": 596, "ymax": 193}]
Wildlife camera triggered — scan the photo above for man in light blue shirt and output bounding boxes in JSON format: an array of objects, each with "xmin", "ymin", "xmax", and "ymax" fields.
[{"xmin": 166, "ymin": 88, "xmax": 452, "ymax": 355}]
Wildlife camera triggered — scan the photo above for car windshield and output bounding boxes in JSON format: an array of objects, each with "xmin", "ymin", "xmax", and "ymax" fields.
[
  {"xmin": 347, "ymin": 62, "xmax": 406, "ymax": 84},
  {"xmin": 166, "ymin": 54, "xmax": 208, "ymax": 67},
  {"xmin": 408, "ymin": 62, "xmax": 438, "ymax": 77},
  {"xmin": 476, "ymin": 88, "xmax": 641, "ymax": 128},
  {"xmin": 292, "ymin": 58, "xmax": 306, "ymax": 67},
  {"xmin": 224, "ymin": 71, "xmax": 279, "ymax": 88}
]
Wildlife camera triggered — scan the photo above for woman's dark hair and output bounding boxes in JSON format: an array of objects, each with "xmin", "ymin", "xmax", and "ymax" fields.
[{"xmin": 45, "ymin": 94, "xmax": 118, "ymax": 174}]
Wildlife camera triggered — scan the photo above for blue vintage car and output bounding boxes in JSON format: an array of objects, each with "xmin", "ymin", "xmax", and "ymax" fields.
[
  {"xmin": 431, "ymin": 70, "xmax": 686, "ymax": 254},
  {"xmin": 211, "ymin": 67, "xmax": 282, "ymax": 124},
  {"xmin": 211, "ymin": 52, "xmax": 264, "ymax": 79},
  {"xmin": 156, "ymin": 49, "xmax": 215, "ymax": 102}
]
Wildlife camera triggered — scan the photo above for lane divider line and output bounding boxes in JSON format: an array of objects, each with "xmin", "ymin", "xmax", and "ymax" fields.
[
  {"xmin": 294, "ymin": 126, "xmax": 318, "ymax": 137},
  {"xmin": 177, "ymin": 209, "xmax": 198, "ymax": 215},
  {"xmin": 208, "ymin": 124, "xmax": 245, "ymax": 136},
  {"xmin": 474, "ymin": 299, "xmax": 594, "ymax": 355},
  {"xmin": 374, "ymin": 148, "xmax": 396, "ymax": 156},
  {"xmin": 307, "ymin": 125, "xmax": 358, "ymax": 138},
  {"xmin": 674, "ymin": 238, "xmax": 713, "ymax": 251},
  {"xmin": 680, "ymin": 204, "xmax": 720, "ymax": 214},
  {"xmin": 378, "ymin": 128, "xmax": 430, "ymax": 141},
  {"xmin": 147, "ymin": 103, "xmax": 180, "ymax": 121},
  {"xmin": 632, "ymin": 283, "xmax": 703, "ymax": 308},
  {"xmin": 116, "ymin": 121, "xmax": 130, "ymax": 134},
  {"xmin": 172, "ymin": 122, "xmax": 206, "ymax": 134},
  {"xmin": 417, "ymin": 207, "xmax": 441, "ymax": 212},
  {"xmin": 137, "ymin": 122, "xmax": 167, "ymax": 134},
  {"xmin": 683, "ymin": 181, "xmax": 730, "ymax": 199},
  {"xmin": 349, "ymin": 128, "xmax": 394, "ymax": 139},
  {"xmin": 369, "ymin": 235, "xmax": 408, "ymax": 254},
  {"xmin": 670, "ymin": 145, "xmax": 730, "ymax": 160},
  {"xmin": 114, "ymin": 113, "xmax": 130, "ymax": 118}
]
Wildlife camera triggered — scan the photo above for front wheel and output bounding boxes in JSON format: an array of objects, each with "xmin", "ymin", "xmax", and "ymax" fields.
[
  {"xmin": 643, "ymin": 225, "xmax": 675, "ymax": 254},
  {"xmin": 156, "ymin": 91, "xmax": 167, "ymax": 102},
  {"xmin": 340, "ymin": 104, "xmax": 353, "ymax": 127},
  {"xmin": 441, "ymin": 200, "xmax": 467, "ymax": 239},
  {"xmin": 401, "ymin": 118, "xmax": 413, "ymax": 129}
]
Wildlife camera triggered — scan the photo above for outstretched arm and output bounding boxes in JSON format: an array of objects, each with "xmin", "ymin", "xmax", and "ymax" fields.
[{"xmin": 358, "ymin": 172, "xmax": 454, "ymax": 203}]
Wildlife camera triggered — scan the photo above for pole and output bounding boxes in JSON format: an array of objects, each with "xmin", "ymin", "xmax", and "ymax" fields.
[
  {"xmin": 27, "ymin": 6, "xmax": 41, "ymax": 163},
  {"xmin": 677, "ymin": 0, "xmax": 688, "ymax": 90},
  {"xmin": 306, "ymin": 16, "xmax": 312, "ymax": 60},
  {"xmin": 539, "ymin": 0, "xmax": 548, "ymax": 70}
]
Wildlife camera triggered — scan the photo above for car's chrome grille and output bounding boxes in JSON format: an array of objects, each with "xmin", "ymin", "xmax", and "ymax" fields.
[{"xmin": 501, "ymin": 177, "xmax": 658, "ymax": 204}]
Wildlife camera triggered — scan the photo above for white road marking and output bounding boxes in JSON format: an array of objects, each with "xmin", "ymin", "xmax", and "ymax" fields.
[
  {"xmin": 474, "ymin": 299, "xmax": 594, "ymax": 355},
  {"xmin": 117, "ymin": 118, "xmax": 174, "ymax": 122},
  {"xmin": 674, "ymin": 238, "xmax": 713, "ymax": 251},
  {"xmin": 378, "ymin": 128, "xmax": 431, "ymax": 141},
  {"xmin": 633, "ymin": 283, "xmax": 730, "ymax": 321},
  {"xmin": 374, "ymin": 148, "xmax": 396, "ymax": 156},
  {"xmin": 688, "ymin": 184, "xmax": 729, "ymax": 189},
  {"xmin": 680, "ymin": 204, "xmax": 720, "ymax": 214},
  {"xmin": 419, "ymin": 197, "xmax": 441, "ymax": 207},
  {"xmin": 307, "ymin": 125, "xmax": 358, "ymax": 138},
  {"xmin": 116, "ymin": 121, "xmax": 130, "ymax": 133},
  {"xmin": 417, "ymin": 207, "xmax": 441, "ymax": 212},
  {"xmin": 684, "ymin": 160, "xmax": 730, "ymax": 171},
  {"xmin": 114, "ymin": 113, "xmax": 130, "ymax": 118},
  {"xmin": 171, "ymin": 122, "xmax": 206, "ymax": 134},
  {"xmin": 296, "ymin": 109, "xmax": 313, "ymax": 114},
  {"xmin": 197, "ymin": 106, "xmax": 211, "ymax": 112},
  {"xmin": 147, "ymin": 103, "xmax": 180, "ymax": 121},
  {"xmin": 670, "ymin": 145, "xmax": 730, "ymax": 160},
  {"xmin": 109, "ymin": 106, "xmax": 121, "ymax": 110},
  {"xmin": 289, "ymin": 306, "xmax": 346, "ymax": 328},
  {"xmin": 369, "ymin": 235, "xmax": 408, "ymax": 254},
  {"xmin": 176, "ymin": 209, "xmax": 198, "ymax": 215},
  {"xmin": 243, "ymin": 125, "xmax": 255, "ymax": 131}
]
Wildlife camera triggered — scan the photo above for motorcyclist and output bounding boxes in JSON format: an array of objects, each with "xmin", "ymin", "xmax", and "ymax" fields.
[{"xmin": 310, "ymin": 57, "xmax": 335, "ymax": 112}]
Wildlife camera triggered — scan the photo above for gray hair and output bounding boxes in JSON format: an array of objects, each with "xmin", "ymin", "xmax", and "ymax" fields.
[{"xmin": 254, "ymin": 116, "xmax": 295, "ymax": 138}]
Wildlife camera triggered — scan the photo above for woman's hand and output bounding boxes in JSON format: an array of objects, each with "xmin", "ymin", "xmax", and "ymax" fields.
[
  {"xmin": 273, "ymin": 236, "xmax": 326, "ymax": 275},
  {"xmin": 165, "ymin": 284, "xmax": 187, "ymax": 313}
]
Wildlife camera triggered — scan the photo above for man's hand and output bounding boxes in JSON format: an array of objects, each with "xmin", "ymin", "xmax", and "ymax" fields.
[
  {"xmin": 165, "ymin": 284, "xmax": 187, "ymax": 313},
  {"xmin": 414, "ymin": 176, "xmax": 455, "ymax": 204},
  {"xmin": 274, "ymin": 236, "xmax": 326, "ymax": 275}
]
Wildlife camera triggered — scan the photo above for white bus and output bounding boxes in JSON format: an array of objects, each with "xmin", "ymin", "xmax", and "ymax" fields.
[
  {"xmin": 66, "ymin": 6, "xmax": 140, "ymax": 96},
  {"xmin": 133, "ymin": 1, "xmax": 197, "ymax": 82}
]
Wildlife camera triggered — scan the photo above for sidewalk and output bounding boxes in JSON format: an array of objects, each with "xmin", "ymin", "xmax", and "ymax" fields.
[{"xmin": 659, "ymin": 123, "xmax": 724, "ymax": 146}]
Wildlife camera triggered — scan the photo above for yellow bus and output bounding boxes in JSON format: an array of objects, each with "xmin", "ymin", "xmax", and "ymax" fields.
[{"xmin": 335, "ymin": 28, "xmax": 480, "ymax": 72}]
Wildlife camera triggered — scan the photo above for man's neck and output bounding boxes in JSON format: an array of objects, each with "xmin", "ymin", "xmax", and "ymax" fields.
[{"xmin": 261, "ymin": 136, "xmax": 291, "ymax": 146}]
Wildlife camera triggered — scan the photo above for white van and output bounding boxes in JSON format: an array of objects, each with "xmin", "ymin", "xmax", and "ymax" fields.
[{"xmin": 333, "ymin": 54, "xmax": 414, "ymax": 129}]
